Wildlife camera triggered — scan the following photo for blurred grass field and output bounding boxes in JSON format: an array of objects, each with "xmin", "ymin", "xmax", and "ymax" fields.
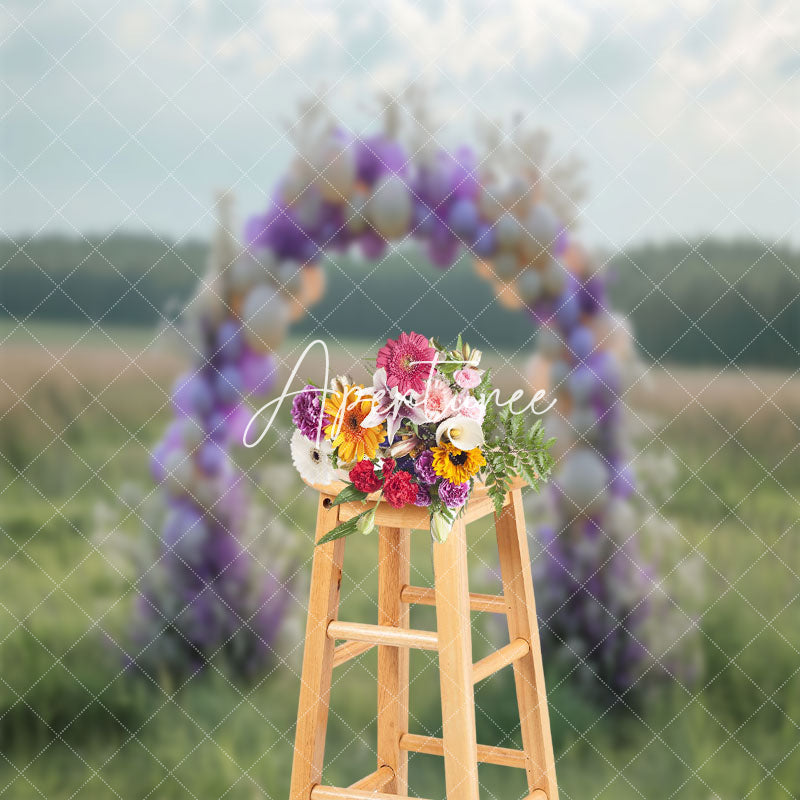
[{"xmin": 1, "ymin": 322, "xmax": 798, "ymax": 799}]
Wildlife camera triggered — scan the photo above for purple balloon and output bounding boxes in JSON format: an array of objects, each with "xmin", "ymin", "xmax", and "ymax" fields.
[
  {"xmin": 553, "ymin": 228, "xmax": 568, "ymax": 256},
  {"xmin": 163, "ymin": 419, "xmax": 185, "ymax": 448},
  {"xmin": 472, "ymin": 223, "xmax": 496, "ymax": 258},
  {"xmin": 447, "ymin": 198, "xmax": 479, "ymax": 241},
  {"xmin": 173, "ymin": 372, "xmax": 214, "ymax": 418},
  {"xmin": 354, "ymin": 135, "xmax": 407, "ymax": 184},
  {"xmin": 579, "ymin": 275, "xmax": 606, "ymax": 315},
  {"xmin": 197, "ymin": 440, "xmax": 227, "ymax": 476},
  {"xmin": 163, "ymin": 504, "xmax": 209, "ymax": 566},
  {"xmin": 555, "ymin": 292, "xmax": 581, "ymax": 331},
  {"xmin": 610, "ymin": 466, "xmax": 635, "ymax": 499},
  {"xmin": 360, "ymin": 230, "xmax": 388, "ymax": 260},
  {"xmin": 216, "ymin": 320, "xmax": 243, "ymax": 363},
  {"xmin": 413, "ymin": 201, "xmax": 436, "ymax": 237},
  {"xmin": 244, "ymin": 204, "xmax": 313, "ymax": 260},
  {"xmin": 428, "ymin": 223, "xmax": 460, "ymax": 269},
  {"xmin": 415, "ymin": 163, "xmax": 451, "ymax": 211},
  {"xmin": 225, "ymin": 403, "xmax": 254, "ymax": 445},
  {"xmin": 215, "ymin": 365, "xmax": 243, "ymax": 407},
  {"xmin": 313, "ymin": 203, "xmax": 348, "ymax": 248},
  {"xmin": 568, "ymin": 326, "xmax": 595, "ymax": 363},
  {"xmin": 448, "ymin": 145, "xmax": 479, "ymax": 201},
  {"xmin": 240, "ymin": 350, "xmax": 277, "ymax": 395},
  {"xmin": 588, "ymin": 351, "xmax": 621, "ymax": 405}
]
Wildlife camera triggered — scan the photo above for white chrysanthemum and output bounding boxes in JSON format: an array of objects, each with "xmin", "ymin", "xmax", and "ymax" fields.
[{"xmin": 290, "ymin": 429, "xmax": 336, "ymax": 485}]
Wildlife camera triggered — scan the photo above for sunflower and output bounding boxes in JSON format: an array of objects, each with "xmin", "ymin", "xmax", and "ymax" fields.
[
  {"xmin": 324, "ymin": 385, "xmax": 385, "ymax": 463},
  {"xmin": 431, "ymin": 442, "xmax": 486, "ymax": 484}
]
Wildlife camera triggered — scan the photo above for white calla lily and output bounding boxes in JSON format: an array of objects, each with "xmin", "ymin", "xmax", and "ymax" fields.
[{"xmin": 435, "ymin": 415, "xmax": 484, "ymax": 450}]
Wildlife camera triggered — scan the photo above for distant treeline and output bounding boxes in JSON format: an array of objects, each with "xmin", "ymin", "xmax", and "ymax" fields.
[
  {"xmin": 608, "ymin": 240, "xmax": 798, "ymax": 367},
  {"xmin": 1, "ymin": 233, "xmax": 797, "ymax": 365}
]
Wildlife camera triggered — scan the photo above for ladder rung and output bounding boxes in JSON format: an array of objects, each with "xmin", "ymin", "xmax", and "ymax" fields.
[
  {"xmin": 400, "ymin": 585, "xmax": 507, "ymax": 614},
  {"xmin": 472, "ymin": 638, "xmax": 530, "ymax": 684},
  {"xmin": 327, "ymin": 620, "xmax": 439, "ymax": 651},
  {"xmin": 348, "ymin": 765, "xmax": 394, "ymax": 791},
  {"xmin": 332, "ymin": 640, "xmax": 375, "ymax": 668},
  {"xmin": 399, "ymin": 733, "xmax": 527, "ymax": 769},
  {"xmin": 312, "ymin": 787, "xmax": 430, "ymax": 800}
]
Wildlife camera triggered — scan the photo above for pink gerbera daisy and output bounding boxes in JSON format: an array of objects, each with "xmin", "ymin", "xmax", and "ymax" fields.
[{"xmin": 376, "ymin": 332, "xmax": 436, "ymax": 395}]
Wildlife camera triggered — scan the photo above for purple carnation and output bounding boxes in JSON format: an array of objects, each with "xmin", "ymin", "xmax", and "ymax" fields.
[
  {"xmin": 438, "ymin": 479, "xmax": 470, "ymax": 509},
  {"xmin": 291, "ymin": 385, "xmax": 328, "ymax": 440},
  {"xmin": 413, "ymin": 484, "xmax": 432, "ymax": 507},
  {"xmin": 414, "ymin": 449, "xmax": 437, "ymax": 484}
]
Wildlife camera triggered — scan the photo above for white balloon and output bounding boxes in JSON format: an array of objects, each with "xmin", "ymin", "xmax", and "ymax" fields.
[
  {"xmin": 228, "ymin": 250, "xmax": 272, "ymax": 293},
  {"xmin": 522, "ymin": 203, "xmax": 560, "ymax": 259},
  {"xmin": 316, "ymin": 142, "xmax": 357, "ymax": 203},
  {"xmin": 537, "ymin": 325, "xmax": 564, "ymax": 359},
  {"xmin": 548, "ymin": 359, "xmax": 571, "ymax": 394},
  {"xmin": 492, "ymin": 251, "xmax": 520, "ymax": 280},
  {"xmin": 604, "ymin": 500, "xmax": 636, "ymax": 541},
  {"xmin": 516, "ymin": 267, "xmax": 542, "ymax": 304},
  {"xmin": 241, "ymin": 284, "xmax": 290, "ymax": 352},
  {"xmin": 543, "ymin": 414, "xmax": 570, "ymax": 460},
  {"xmin": 294, "ymin": 190, "xmax": 322, "ymax": 230},
  {"xmin": 368, "ymin": 175, "xmax": 412, "ymax": 240},
  {"xmin": 494, "ymin": 213, "xmax": 521, "ymax": 251},
  {"xmin": 570, "ymin": 406, "xmax": 598, "ymax": 440},
  {"xmin": 193, "ymin": 275, "xmax": 227, "ymax": 326},
  {"xmin": 557, "ymin": 448, "xmax": 609, "ymax": 516},
  {"xmin": 478, "ymin": 183, "xmax": 505, "ymax": 222},
  {"xmin": 281, "ymin": 167, "xmax": 310, "ymax": 206},
  {"xmin": 500, "ymin": 176, "xmax": 529, "ymax": 211},
  {"xmin": 541, "ymin": 256, "xmax": 567, "ymax": 297}
]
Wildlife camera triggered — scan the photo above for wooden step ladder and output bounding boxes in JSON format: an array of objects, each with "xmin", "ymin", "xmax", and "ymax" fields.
[{"xmin": 289, "ymin": 480, "xmax": 558, "ymax": 800}]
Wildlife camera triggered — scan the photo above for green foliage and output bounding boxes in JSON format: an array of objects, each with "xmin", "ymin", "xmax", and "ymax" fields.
[{"xmin": 482, "ymin": 407, "xmax": 555, "ymax": 514}]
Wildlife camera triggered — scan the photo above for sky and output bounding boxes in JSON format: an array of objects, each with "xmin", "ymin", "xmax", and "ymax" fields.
[{"xmin": 2, "ymin": 0, "xmax": 799, "ymax": 251}]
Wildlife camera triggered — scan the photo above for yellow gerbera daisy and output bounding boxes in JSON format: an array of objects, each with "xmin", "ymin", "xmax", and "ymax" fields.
[
  {"xmin": 431, "ymin": 442, "xmax": 486, "ymax": 484},
  {"xmin": 324, "ymin": 385, "xmax": 385, "ymax": 463}
]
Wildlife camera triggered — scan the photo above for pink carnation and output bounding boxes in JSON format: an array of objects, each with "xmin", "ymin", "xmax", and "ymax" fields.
[
  {"xmin": 454, "ymin": 368, "xmax": 483, "ymax": 389},
  {"xmin": 376, "ymin": 332, "xmax": 436, "ymax": 395},
  {"xmin": 453, "ymin": 392, "xmax": 486, "ymax": 424},
  {"xmin": 420, "ymin": 377, "xmax": 455, "ymax": 422}
]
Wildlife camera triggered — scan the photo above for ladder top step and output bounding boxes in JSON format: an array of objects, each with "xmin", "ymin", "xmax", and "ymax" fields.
[{"xmin": 327, "ymin": 620, "xmax": 438, "ymax": 651}]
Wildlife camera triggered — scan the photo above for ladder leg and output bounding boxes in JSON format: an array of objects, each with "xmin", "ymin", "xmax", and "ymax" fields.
[
  {"xmin": 433, "ymin": 518, "xmax": 480, "ymax": 800},
  {"xmin": 290, "ymin": 495, "xmax": 346, "ymax": 800},
  {"xmin": 495, "ymin": 489, "xmax": 559, "ymax": 799},
  {"xmin": 377, "ymin": 526, "xmax": 411, "ymax": 794}
]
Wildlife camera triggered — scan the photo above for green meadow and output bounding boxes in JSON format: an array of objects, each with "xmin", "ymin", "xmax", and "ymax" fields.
[{"xmin": 1, "ymin": 323, "xmax": 798, "ymax": 799}]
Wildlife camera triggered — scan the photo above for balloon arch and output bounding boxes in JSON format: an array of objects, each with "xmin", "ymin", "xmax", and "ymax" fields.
[{"xmin": 140, "ymin": 108, "xmax": 693, "ymax": 696}]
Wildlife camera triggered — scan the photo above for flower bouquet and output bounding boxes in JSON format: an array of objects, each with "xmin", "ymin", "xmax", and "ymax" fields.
[{"xmin": 289, "ymin": 332, "xmax": 554, "ymax": 544}]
